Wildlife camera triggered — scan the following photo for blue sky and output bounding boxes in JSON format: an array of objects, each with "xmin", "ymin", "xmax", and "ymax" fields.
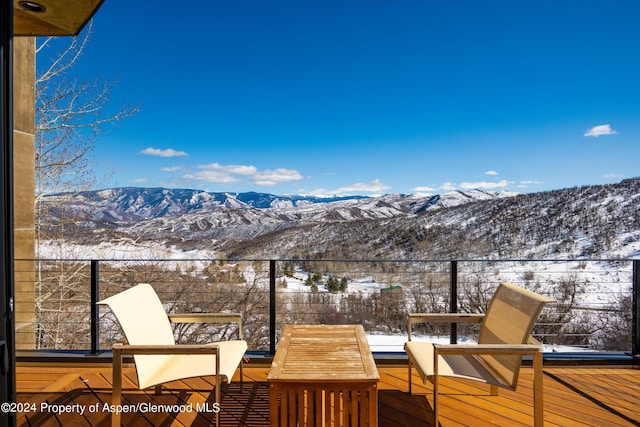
[{"xmin": 43, "ymin": 0, "xmax": 640, "ymax": 197}]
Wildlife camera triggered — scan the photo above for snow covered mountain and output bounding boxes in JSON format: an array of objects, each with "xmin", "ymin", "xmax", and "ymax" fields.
[
  {"xmin": 38, "ymin": 178, "xmax": 640, "ymax": 261},
  {"xmin": 42, "ymin": 187, "xmax": 370, "ymax": 223},
  {"xmin": 41, "ymin": 187, "xmax": 517, "ymax": 230},
  {"xmin": 229, "ymin": 178, "xmax": 640, "ymax": 261}
]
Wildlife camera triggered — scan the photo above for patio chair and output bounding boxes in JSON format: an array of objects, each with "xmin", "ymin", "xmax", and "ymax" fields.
[
  {"xmin": 404, "ymin": 282, "xmax": 554, "ymax": 427},
  {"xmin": 98, "ymin": 283, "xmax": 248, "ymax": 427}
]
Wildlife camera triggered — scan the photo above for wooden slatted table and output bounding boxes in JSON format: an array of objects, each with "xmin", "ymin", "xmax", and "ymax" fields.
[{"xmin": 268, "ymin": 324, "xmax": 380, "ymax": 426}]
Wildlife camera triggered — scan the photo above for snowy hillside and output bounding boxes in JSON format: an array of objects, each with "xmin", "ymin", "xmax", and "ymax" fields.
[
  {"xmin": 37, "ymin": 178, "xmax": 640, "ymax": 262},
  {"xmin": 222, "ymin": 178, "xmax": 640, "ymax": 261}
]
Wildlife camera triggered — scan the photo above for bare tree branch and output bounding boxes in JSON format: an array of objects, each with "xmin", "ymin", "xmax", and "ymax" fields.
[{"xmin": 33, "ymin": 21, "xmax": 140, "ymax": 347}]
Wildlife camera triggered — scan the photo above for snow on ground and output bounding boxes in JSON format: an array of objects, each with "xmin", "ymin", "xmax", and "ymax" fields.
[
  {"xmin": 366, "ymin": 333, "xmax": 462, "ymax": 353},
  {"xmin": 365, "ymin": 333, "xmax": 593, "ymax": 353},
  {"xmin": 39, "ymin": 240, "xmax": 215, "ymax": 260},
  {"xmin": 279, "ymin": 273, "xmax": 388, "ymax": 294},
  {"xmin": 454, "ymin": 258, "xmax": 633, "ymax": 307},
  {"xmin": 37, "ymin": 241, "xmax": 216, "ymax": 271}
]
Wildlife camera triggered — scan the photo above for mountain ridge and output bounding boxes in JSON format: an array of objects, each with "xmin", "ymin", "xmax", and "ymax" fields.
[
  {"xmin": 43, "ymin": 186, "xmax": 516, "ymax": 224},
  {"xmin": 38, "ymin": 178, "xmax": 640, "ymax": 261},
  {"xmin": 46, "ymin": 187, "xmax": 372, "ymax": 223},
  {"xmin": 221, "ymin": 178, "xmax": 640, "ymax": 260}
]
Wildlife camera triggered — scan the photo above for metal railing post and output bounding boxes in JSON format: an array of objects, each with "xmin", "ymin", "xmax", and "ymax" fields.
[
  {"xmin": 633, "ymin": 260, "xmax": 639, "ymax": 360},
  {"xmin": 450, "ymin": 260, "xmax": 458, "ymax": 344},
  {"xmin": 269, "ymin": 259, "xmax": 276, "ymax": 356},
  {"xmin": 90, "ymin": 260, "xmax": 99, "ymax": 355}
]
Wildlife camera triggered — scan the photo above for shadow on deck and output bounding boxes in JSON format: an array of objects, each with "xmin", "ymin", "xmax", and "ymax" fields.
[{"xmin": 16, "ymin": 364, "xmax": 640, "ymax": 426}]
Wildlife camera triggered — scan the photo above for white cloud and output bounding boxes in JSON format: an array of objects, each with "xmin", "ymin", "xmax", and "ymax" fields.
[
  {"xmin": 485, "ymin": 170, "xmax": 499, "ymax": 176},
  {"xmin": 199, "ymin": 162, "xmax": 258, "ymax": 175},
  {"xmin": 337, "ymin": 179, "xmax": 390, "ymax": 193},
  {"xmin": 413, "ymin": 185, "xmax": 437, "ymax": 192},
  {"xmin": 183, "ymin": 162, "xmax": 302, "ymax": 186},
  {"xmin": 161, "ymin": 166, "xmax": 183, "ymax": 172},
  {"xmin": 141, "ymin": 147, "xmax": 189, "ymax": 157},
  {"xmin": 604, "ymin": 173, "xmax": 623, "ymax": 179},
  {"xmin": 519, "ymin": 180, "xmax": 544, "ymax": 187},
  {"xmin": 583, "ymin": 124, "xmax": 618, "ymax": 138},
  {"xmin": 307, "ymin": 179, "xmax": 391, "ymax": 197},
  {"xmin": 459, "ymin": 179, "xmax": 509, "ymax": 190},
  {"xmin": 183, "ymin": 170, "xmax": 239, "ymax": 184},
  {"xmin": 254, "ymin": 169, "xmax": 303, "ymax": 186},
  {"xmin": 439, "ymin": 182, "xmax": 457, "ymax": 191},
  {"xmin": 439, "ymin": 180, "xmax": 513, "ymax": 191},
  {"xmin": 130, "ymin": 178, "xmax": 149, "ymax": 184}
]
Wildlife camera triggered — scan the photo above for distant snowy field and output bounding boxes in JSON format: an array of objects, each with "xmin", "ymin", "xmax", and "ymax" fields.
[
  {"xmin": 279, "ymin": 274, "xmax": 388, "ymax": 294},
  {"xmin": 38, "ymin": 240, "xmax": 216, "ymax": 261}
]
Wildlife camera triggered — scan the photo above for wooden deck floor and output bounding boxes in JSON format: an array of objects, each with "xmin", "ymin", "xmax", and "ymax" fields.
[{"xmin": 15, "ymin": 363, "xmax": 640, "ymax": 426}]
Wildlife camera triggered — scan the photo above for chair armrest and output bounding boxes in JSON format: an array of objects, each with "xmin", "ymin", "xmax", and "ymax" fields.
[
  {"xmin": 168, "ymin": 313, "xmax": 243, "ymax": 340},
  {"xmin": 433, "ymin": 343, "xmax": 543, "ymax": 356},
  {"xmin": 112, "ymin": 342, "xmax": 220, "ymax": 355},
  {"xmin": 407, "ymin": 313, "xmax": 484, "ymax": 341}
]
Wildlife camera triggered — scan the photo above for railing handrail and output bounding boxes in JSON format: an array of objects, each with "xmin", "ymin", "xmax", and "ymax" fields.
[
  {"xmin": 16, "ymin": 257, "xmax": 640, "ymax": 360},
  {"xmin": 22, "ymin": 257, "xmax": 640, "ymax": 262}
]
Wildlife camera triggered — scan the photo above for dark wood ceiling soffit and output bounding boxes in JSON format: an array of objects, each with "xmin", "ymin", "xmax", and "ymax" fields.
[{"xmin": 13, "ymin": 0, "xmax": 105, "ymax": 36}]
